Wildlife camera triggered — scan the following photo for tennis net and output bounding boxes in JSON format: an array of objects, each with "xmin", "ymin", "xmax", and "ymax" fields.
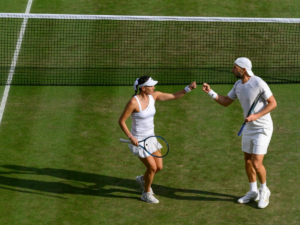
[{"xmin": 1, "ymin": 13, "xmax": 300, "ymax": 85}]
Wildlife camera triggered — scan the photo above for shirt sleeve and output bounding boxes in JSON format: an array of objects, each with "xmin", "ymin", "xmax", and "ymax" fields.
[
  {"xmin": 227, "ymin": 81, "xmax": 239, "ymax": 100},
  {"xmin": 260, "ymin": 80, "xmax": 273, "ymax": 100}
]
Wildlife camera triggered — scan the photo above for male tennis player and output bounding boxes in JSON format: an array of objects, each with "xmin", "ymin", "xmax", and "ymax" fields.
[
  {"xmin": 119, "ymin": 76, "xmax": 196, "ymax": 203},
  {"xmin": 202, "ymin": 57, "xmax": 277, "ymax": 209}
]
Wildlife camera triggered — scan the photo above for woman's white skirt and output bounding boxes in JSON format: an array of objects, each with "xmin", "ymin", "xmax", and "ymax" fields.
[{"xmin": 128, "ymin": 128, "xmax": 161, "ymax": 158}]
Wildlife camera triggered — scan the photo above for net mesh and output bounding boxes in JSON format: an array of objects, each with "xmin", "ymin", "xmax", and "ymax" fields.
[{"xmin": 1, "ymin": 14, "xmax": 300, "ymax": 86}]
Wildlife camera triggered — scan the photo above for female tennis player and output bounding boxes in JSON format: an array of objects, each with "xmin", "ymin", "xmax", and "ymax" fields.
[{"xmin": 119, "ymin": 76, "xmax": 196, "ymax": 203}]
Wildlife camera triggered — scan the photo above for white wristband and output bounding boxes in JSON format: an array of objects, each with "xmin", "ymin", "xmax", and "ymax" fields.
[
  {"xmin": 184, "ymin": 86, "xmax": 191, "ymax": 93},
  {"xmin": 208, "ymin": 90, "xmax": 218, "ymax": 99}
]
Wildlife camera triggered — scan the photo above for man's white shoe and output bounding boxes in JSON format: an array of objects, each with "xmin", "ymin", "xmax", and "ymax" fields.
[
  {"xmin": 258, "ymin": 188, "xmax": 271, "ymax": 209},
  {"xmin": 141, "ymin": 191, "xmax": 159, "ymax": 204},
  {"xmin": 238, "ymin": 191, "xmax": 260, "ymax": 204},
  {"xmin": 135, "ymin": 175, "xmax": 154, "ymax": 194}
]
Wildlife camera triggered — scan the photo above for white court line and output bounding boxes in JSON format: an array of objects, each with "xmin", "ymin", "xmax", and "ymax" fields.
[{"xmin": 0, "ymin": 0, "xmax": 33, "ymax": 124}]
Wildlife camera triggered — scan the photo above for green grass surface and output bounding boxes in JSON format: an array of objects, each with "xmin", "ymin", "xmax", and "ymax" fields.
[
  {"xmin": 0, "ymin": 85, "xmax": 299, "ymax": 225},
  {"xmin": 27, "ymin": 0, "xmax": 300, "ymax": 18},
  {"xmin": 2, "ymin": 0, "xmax": 300, "ymax": 18},
  {"xmin": 0, "ymin": 86, "xmax": 5, "ymax": 96},
  {"xmin": 0, "ymin": 0, "xmax": 30, "ymax": 13},
  {"xmin": 0, "ymin": 0, "xmax": 299, "ymax": 224}
]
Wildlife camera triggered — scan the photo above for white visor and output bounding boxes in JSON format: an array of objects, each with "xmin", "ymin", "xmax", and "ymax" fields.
[{"xmin": 138, "ymin": 77, "xmax": 158, "ymax": 88}]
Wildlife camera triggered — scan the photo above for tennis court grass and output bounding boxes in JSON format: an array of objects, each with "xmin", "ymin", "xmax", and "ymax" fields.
[
  {"xmin": 27, "ymin": 0, "xmax": 300, "ymax": 18},
  {"xmin": 0, "ymin": 0, "xmax": 29, "ymax": 13},
  {"xmin": 0, "ymin": 84, "xmax": 299, "ymax": 224},
  {"xmin": 0, "ymin": 0, "xmax": 299, "ymax": 224}
]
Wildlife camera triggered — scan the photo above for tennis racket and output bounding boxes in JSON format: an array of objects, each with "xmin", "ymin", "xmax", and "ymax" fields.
[
  {"xmin": 237, "ymin": 91, "xmax": 265, "ymax": 136},
  {"xmin": 119, "ymin": 135, "xmax": 169, "ymax": 158}
]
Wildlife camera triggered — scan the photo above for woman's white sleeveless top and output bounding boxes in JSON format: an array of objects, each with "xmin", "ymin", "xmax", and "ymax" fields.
[{"xmin": 131, "ymin": 95, "xmax": 156, "ymax": 135}]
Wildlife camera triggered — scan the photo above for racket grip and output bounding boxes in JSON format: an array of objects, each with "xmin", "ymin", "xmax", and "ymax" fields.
[
  {"xmin": 119, "ymin": 138, "xmax": 131, "ymax": 143},
  {"xmin": 237, "ymin": 123, "xmax": 246, "ymax": 136}
]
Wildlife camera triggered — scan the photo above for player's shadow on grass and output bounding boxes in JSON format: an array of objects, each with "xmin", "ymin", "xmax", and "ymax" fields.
[{"xmin": 0, "ymin": 165, "xmax": 253, "ymax": 207}]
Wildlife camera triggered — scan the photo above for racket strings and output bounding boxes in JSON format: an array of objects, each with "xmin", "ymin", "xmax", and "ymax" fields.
[{"xmin": 144, "ymin": 137, "xmax": 169, "ymax": 157}]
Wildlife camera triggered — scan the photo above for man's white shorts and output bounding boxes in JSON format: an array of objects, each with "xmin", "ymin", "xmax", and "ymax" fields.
[{"xmin": 242, "ymin": 128, "xmax": 273, "ymax": 155}]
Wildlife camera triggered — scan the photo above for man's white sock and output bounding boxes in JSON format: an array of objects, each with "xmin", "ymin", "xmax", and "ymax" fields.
[
  {"xmin": 260, "ymin": 182, "xmax": 267, "ymax": 190},
  {"xmin": 250, "ymin": 181, "xmax": 258, "ymax": 192}
]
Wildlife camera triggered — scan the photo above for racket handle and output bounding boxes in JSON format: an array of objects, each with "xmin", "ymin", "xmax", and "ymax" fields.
[
  {"xmin": 238, "ymin": 123, "xmax": 246, "ymax": 136},
  {"xmin": 119, "ymin": 138, "xmax": 131, "ymax": 143}
]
